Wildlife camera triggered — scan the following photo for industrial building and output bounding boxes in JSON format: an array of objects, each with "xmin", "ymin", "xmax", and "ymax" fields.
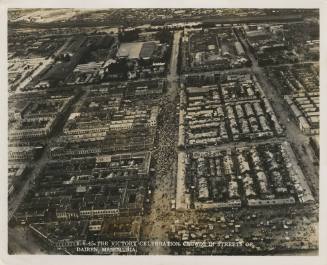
[{"xmin": 181, "ymin": 27, "xmax": 250, "ymax": 73}]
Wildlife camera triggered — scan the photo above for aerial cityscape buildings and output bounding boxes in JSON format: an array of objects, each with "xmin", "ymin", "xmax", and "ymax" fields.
[{"xmin": 7, "ymin": 8, "xmax": 319, "ymax": 256}]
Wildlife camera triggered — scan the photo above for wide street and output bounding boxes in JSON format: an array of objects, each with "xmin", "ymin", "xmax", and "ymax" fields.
[{"xmin": 139, "ymin": 30, "xmax": 182, "ymax": 254}]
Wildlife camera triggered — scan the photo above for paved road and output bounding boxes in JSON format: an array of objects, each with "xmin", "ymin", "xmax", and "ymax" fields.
[
  {"xmin": 140, "ymin": 97, "xmax": 178, "ymax": 255},
  {"xmin": 168, "ymin": 31, "xmax": 182, "ymax": 81},
  {"xmin": 140, "ymin": 30, "xmax": 182, "ymax": 255},
  {"xmin": 166, "ymin": 30, "xmax": 182, "ymax": 102},
  {"xmin": 8, "ymin": 151, "xmax": 48, "ymax": 221}
]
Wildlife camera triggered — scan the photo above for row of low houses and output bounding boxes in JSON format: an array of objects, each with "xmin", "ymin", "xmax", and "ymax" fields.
[
  {"xmin": 178, "ymin": 74, "xmax": 283, "ymax": 149},
  {"xmin": 284, "ymin": 91, "xmax": 319, "ymax": 135},
  {"xmin": 176, "ymin": 141, "xmax": 314, "ymax": 211}
]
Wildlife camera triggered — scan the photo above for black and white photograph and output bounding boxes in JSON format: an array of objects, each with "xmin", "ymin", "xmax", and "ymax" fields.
[{"xmin": 1, "ymin": 2, "xmax": 326, "ymax": 264}]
